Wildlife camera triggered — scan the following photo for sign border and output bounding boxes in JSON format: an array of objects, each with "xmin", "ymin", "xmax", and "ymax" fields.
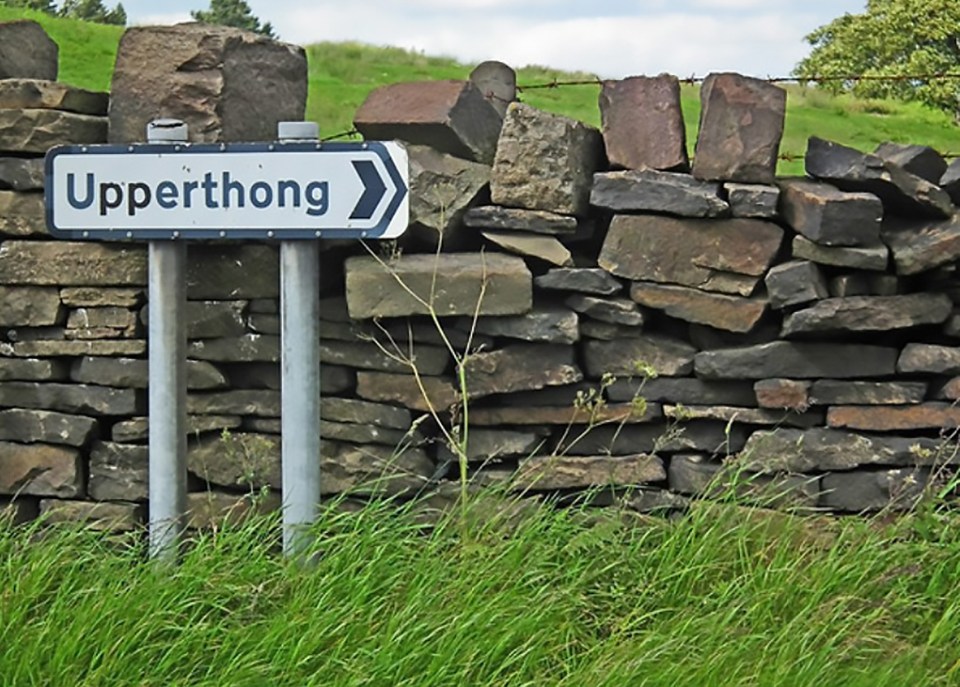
[{"xmin": 44, "ymin": 140, "xmax": 408, "ymax": 241}]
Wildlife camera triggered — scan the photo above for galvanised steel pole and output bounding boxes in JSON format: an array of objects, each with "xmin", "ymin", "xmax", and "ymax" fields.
[
  {"xmin": 147, "ymin": 119, "xmax": 189, "ymax": 563},
  {"xmin": 278, "ymin": 121, "xmax": 322, "ymax": 557}
]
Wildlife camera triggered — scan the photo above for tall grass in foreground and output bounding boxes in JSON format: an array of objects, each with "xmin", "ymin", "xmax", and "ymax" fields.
[{"xmin": 2, "ymin": 493, "xmax": 960, "ymax": 686}]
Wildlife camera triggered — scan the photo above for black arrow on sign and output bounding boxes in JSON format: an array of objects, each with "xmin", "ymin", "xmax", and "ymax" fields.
[{"xmin": 350, "ymin": 160, "xmax": 387, "ymax": 220}]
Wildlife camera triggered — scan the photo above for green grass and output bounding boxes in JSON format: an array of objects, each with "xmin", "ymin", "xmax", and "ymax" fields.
[
  {"xmin": 2, "ymin": 9, "xmax": 956, "ymax": 175},
  {"xmin": 3, "ymin": 494, "xmax": 960, "ymax": 686}
]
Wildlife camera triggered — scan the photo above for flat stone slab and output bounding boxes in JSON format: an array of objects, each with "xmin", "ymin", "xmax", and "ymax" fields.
[
  {"xmin": 70, "ymin": 356, "xmax": 227, "ymax": 390},
  {"xmin": 437, "ymin": 428, "xmax": 546, "ymax": 463},
  {"xmin": 898, "ymin": 343, "xmax": 960, "ymax": 374},
  {"xmin": 463, "ymin": 206, "xmax": 577, "ymax": 235},
  {"xmin": 764, "ymin": 260, "xmax": 829, "ymax": 309},
  {"xmin": 559, "ymin": 420, "xmax": 748, "ymax": 456},
  {"xmin": 739, "ymin": 428, "xmax": 943, "ymax": 472},
  {"xmin": 881, "ymin": 214, "xmax": 960, "ymax": 276},
  {"xmin": 782, "ymin": 293, "xmax": 952, "ymax": 336},
  {"xmin": 462, "ymin": 344, "xmax": 582, "ymax": 398},
  {"xmin": 0, "ymin": 240, "xmax": 146, "ymax": 286},
  {"xmin": 584, "ymin": 335, "xmax": 697, "ymax": 377},
  {"xmin": 0, "ymin": 442, "xmax": 81, "ymax": 498},
  {"xmin": 535, "ymin": 268, "xmax": 622, "ymax": 295},
  {"xmin": 355, "ymin": 371, "xmax": 459, "ymax": 413},
  {"xmin": 466, "ymin": 306, "xmax": 579, "ymax": 344},
  {"xmin": 664, "ymin": 404, "xmax": 823, "ymax": 428},
  {"xmin": 590, "ymin": 170, "xmax": 728, "ymax": 217},
  {"xmin": 189, "ymin": 334, "xmax": 279, "ymax": 363},
  {"xmin": 89, "ymin": 442, "xmax": 148, "ymax": 500},
  {"xmin": 692, "ymin": 73, "xmax": 785, "ymax": 183},
  {"xmin": 111, "ymin": 415, "xmax": 242, "ymax": 443},
  {"xmin": 725, "ymin": 183, "xmax": 779, "ymax": 218},
  {"xmin": 827, "ymin": 403, "xmax": 960, "ymax": 431},
  {"xmin": 40, "ymin": 500, "xmax": 142, "ymax": 531},
  {"xmin": 187, "ymin": 244, "xmax": 278, "ymax": 299},
  {"xmin": 779, "ymin": 179, "xmax": 882, "ymax": 246},
  {"xmin": 320, "ymin": 442, "xmax": 434, "ymax": 497},
  {"xmin": 0, "ymin": 109, "xmax": 106, "ymax": 154},
  {"xmin": 355, "ymin": 80, "xmax": 502, "ymax": 164},
  {"xmin": 0, "ymin": 285, "xmax": 61, "ymax": 327},
  {"xmin": 481, "ymin": 230, "xmax": 573, "ymax": 267},
  {"xmin": 565, "ymin": 294, "xmax": 643, "ymax": 327},
  {"xmin": 0, "ymin": 358, "xmax": 68, "ymax": 382},
  {"xmin": 0, "ymin": 157, "xmax": 44, "ymax": 192},
  {"xmin": 0, "ymin": 381, "xmax": 139, "ymax": 415},
  {"xmin": 792, "ymin": 235, "xmax": 889, "ymax": 271},
  {"xmin": 187, "ymin": 390, "xmax": 280, "ymax": 417},
  {"xmin": 4, "ymin": 339, "xmax": 146, "ymax": 357},
  {"xmin": 515, "ymin": 454, "xmax": 665, "ymax": 490},
  {"xmin": 629, "ymin": 281, "xmax": 767, "ymax": 332},
  {"xmin": 0, "ymin": 409, "xmax": 97, "ymax": 447},
  {"xmin": 469, "ymin": 402, "xmax": 662, "ymax": 426},
  {"xmin": 599, "ymin": 74, "xmax": 688, "ymax": 171},
  {"xmin": 820, "ymin": 469, "xmax": 928, "ymax": 512},
  {"xmin": 0, "ymin": 79, "xmax": 108, "ymax": 115},
  {"xmin": 695, "ymin": 341, "xmax": 898, "ymax": 379},
  {"xmin": 599, "ymin": 215, "xmax": 782, "ymax": 296},
  {"xmin": 809, "ymin": 380, "xmax": 927, "ymax": 405},
  {"xmin": 828, "ymin": 273, "xmax": 899, "ymax": 298},
  {"xmin": 490, "ymin": 102, "xmax": 604, "ymax": 216},
  {"xmin": 0, "ymin": 20, "xmax": 57, "ymax": 80},
  {"xmin": 110, "ymin": 24, "xmax": 307, "ymax": 144},
  {"xmin": 60, "ymin": 287, "xmax": 144, "ymax": 308},
  {"xmin": 754, "ymin": 379, "xmax": 810, "ymax": 410},
  {"xmin": 607, "ymin": 377, "xmax": 756, "ymax": 405},
  {"xmin": 345, "ymin": 253, "xmax": 532, "ymax": 319},
  {"xmin": 668, "ymin": 454, "xmax": 819, "ymax": 508},
  {"xmin": 320, "ymin": 397, "xmax": 411, "ymax": 430},
  {"xmin": 805, "ymin": 137, "xmax": 953, "ymax": 218}
]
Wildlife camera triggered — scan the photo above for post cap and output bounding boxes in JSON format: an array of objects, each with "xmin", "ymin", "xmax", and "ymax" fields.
[
  {"xmin": 278, "ymin": 121, "xmax": 320, "ymax": 141},
  {"xmin": 146, "ymin": 119, "xmax": 188, "ymax": 143}
]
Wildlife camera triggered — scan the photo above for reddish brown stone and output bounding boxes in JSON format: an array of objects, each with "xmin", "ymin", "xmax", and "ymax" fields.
[
  {"xmin": 754, "ymin": 379, "xmax": 811, "ymax": 410},
  {"xmin": 599, "ymin": 75, "xmax": 688, "ymax": 171},
  {"xmin": 692, "ymin": 73, "xmax": 786, "ymax": 183},
  {"xmin": 0, "ymin": 442, "xmax": 82, "ymax": 497},
  {"xmin": 629, "ymin": 282, "xmax": 767, "ymax": 333},
  {"xmin": 827, "ymin": 403, "xmax": 960, "ymax": 431},
  {"xmin": 355, "ymin": 80, "xmax": 502, "ymax": 163}
]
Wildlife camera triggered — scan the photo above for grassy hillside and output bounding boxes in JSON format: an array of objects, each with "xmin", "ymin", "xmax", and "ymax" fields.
[{"xmin": 1, "ymin": 7, "xmax": 957, "ymax": 175}]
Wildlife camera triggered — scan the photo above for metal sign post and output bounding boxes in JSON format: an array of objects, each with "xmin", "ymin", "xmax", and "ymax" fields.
[
  {"xmin": 145, "ymin": 119, "xmax": 188, "ymax": 563},
  {"xmin": 277, "ymin": 122, "xmax": 321, "ymax": 557}
]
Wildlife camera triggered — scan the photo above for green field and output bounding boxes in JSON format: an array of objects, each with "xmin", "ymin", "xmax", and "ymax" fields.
[
  {"xmin": 3, "ymin": 494, "xmax": 960, "ymax": 686},
  {"xmin": 2, "ymin": 7, "xmax": 957, "ymax": 175}
]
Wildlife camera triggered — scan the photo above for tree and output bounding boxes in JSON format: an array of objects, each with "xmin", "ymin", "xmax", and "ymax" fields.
[
  {"xmin": 58, "ymin": 0, "xmax": 127, "ymax": 25},
  {"xmin": 794, "ymin": 0, "xmax": 960, "ymax": 120},
  {"xmin": 190, "ymin": 0, "xmax": 275, "ymax": 38},
  {"xmin": 0, "ymin": 0, "xmax": 57, "ymax": 13}
]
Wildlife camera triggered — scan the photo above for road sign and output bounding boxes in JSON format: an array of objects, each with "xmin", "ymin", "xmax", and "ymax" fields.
[{"xmin": 44, "ymin": 140, "xmax": 409, "ymax": 240}]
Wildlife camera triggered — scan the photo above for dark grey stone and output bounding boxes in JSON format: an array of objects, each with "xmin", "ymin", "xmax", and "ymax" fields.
[
  {"xmin": 808, "ymin": 380, "xmax": 927, "ymax": 406},
  {"xmin": 695, "ymin": 342, "xmax": 898, "ymax": 379},
  {"xmin": 875, "ymin": 142, "xmax": 947, "ymax": 184},
  {"xmin": 782, "ymin": 293, "xmax": 952, "ymax": 337},
  {"xmin": 0, "ymin": 21, "xmax": 57, "ymax": 80},
  {"xmin": 764, "ymin": 260, "xmax": 829, "ymax": 309},
  {"xmin": 0, "ymin": 409, "xmax": 97, "ymax": 447},
  {"xmin": 557, "ymin": 421, "xmax": 748, "ymax": 456},
  {"xmin": 535, "ymin": 268, "xmax": 622, "ymax": 295},
  {"xmin": 820, "ymin": 469, "xmax": 930, "ymax": 512},
  {"xmin": 565, "ymin": 294, "xmax": 643, "ymax": 326},
  {"xmin": 725, "ymin": 183, "xmax": 779, "ymax": 218},
  {"xmin": 942, "ymin": 158, "xmax": 960, "ymax": 204},
  {"xmin": 462, "ymin": 344, "xmax": 582, "ymax": 398},
  {"xmin": 607, "ymin": 377, "xmax": 756, "ymax": 406},
  {"xmin": 0, "ymin": 382, "xmax": 139, "ymax": 415},
  {"xmin": 898, "ymin": 343, "xmax": 960, "ymax": 375},
  {"xmin": 465, "ymin": 306, "xmax": 579, "ymax": 344},
  {"xmin": 779, "ymin": 179, "xmax": 882, "ymax": 246},
  {"xmin": 71, "ymin": 356, "xmax": 227, "ymax": 390},
  {"xmin": 89, "ymin": 441, "xmax": 148, "ymax": 501},
  {"xmin": 590, "ymin": 169, "xmax": 728, "ymax": 217},
  {"xmin": 584, "ymin": 335, "xmax": 697, "ymax": 378},
  {"xmin": 792, "ymin": 235, "xmax": 889, "ymax": 271},
  {"xmin": 881, "ymin": 214, "xmax": 960, "ymax": 276},
  {"xmin": 464, "ymin": 205, "xmax": 577, "ymax": 235},
  {"xmin": 0, "ymin": 157, "xmax": 43, "ymax": 191}
]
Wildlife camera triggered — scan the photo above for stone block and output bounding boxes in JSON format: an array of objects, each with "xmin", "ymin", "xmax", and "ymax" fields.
[
  {"xmin": 792, "ymin": 235, "xmax": 888, "ymax": 271},
  {"xmin": 668, "ymin": 453, "xmax": 819, "ymax": 508},
  {"xmin": 754, "ymin": 379, "xmax": 810, "ymax": 410},
  {"xmin": 466, "ymin": 306, "xmax": 579, "ymax": 344},
  {"xmin": 481, "ymin": 230, "xmax": 572, "ymax": 267},
  {"xmin": 599, "ymin": 215, "xmax": 782, "ymax": 296},
  {"xmin": 0, "ymin": 359, "xmax": 68, "ymax": 382},
  {"xmin": 345, "ymin": 253, "xmax": 532, "ymax": 319},
  {"xmin": 0, "ymin": 109, "xmax": 106, "ymax": 153},
  {"xmin": 187, "ymin": 432, "xmax": 280, "ymax": 490},
  {"xmin": 0, "ymin": 409, "xmax": 97, "ymax": 447},
  {"xmin": 437, "ymin": 428, "xmax": 546, "ymax": 464},
  {"xmin": 725, "ymin": 183, "xmax": 779, "ymax": 218},
  {"xmin": 0, "ymin": 382, "xmax": 139, "ymax": 415},
  {"xmin": 464, "ymin": 206, "xmax": 577, "ymax": 236},
  {"xmin": 0, "ymin": 157, "xmax": 44, "ymax": 192},
  {"xmin": 820, "ymin": 469, "xmax": 929, "ymax": 512},
  {"xmin": 462, "ymin": 344, "xmax": 582, "ymax": 398},
  {"xmin": 599, "ymin": 74, "xmax": 687, "ymax": 171},
  {"xmin": 0, "ymin": 442, "xmax": 81, "ymax": 497},
  {"xmin": 355, "ymin": 371, "xmax": 459, "ymax": 413},
  {"xmin": 70, "ymin": 357, "xmax": 227, "ymax": 390},
  {"xmin": 881, "ymin": 214, "xmax": 960, "ymax": 276},
  {"xmin": 942, "ymin": 159, "xmax": 960, "ymax": 204},
  {"xmin": 355, "ymin": 80, "xmax": 502, "ymax": 163},
  {"xmin": 189, "ymin": 334, "xmax": 279, "ymax": 363},
  {"xmin": 779, "ymin": 179, "xmax": 882, "ymax": 246},
  {"xmin": 897, "ymin": 343, "xmax": 960, "ymax": 375},
  {"xmin": 0, "ymin": 191, "xmax": 45, "ymax": 237},
  {"xmin": 629, "ymin": 282, "xmax": 766, "ymax": 332},
  {"xmin": 469, "ymin": 403, "xmax": 662, "ymax": 427},
  {"xmin": 405, "ymin": 144, "xmax": 490, "ymax": 248},
  {"xmin": 692, "ymin": 73, "xmax": 785, "ymax": 183},
  {"xmin": 111, "ymin": 415, "xmax": 242, "ymax": 443},
  {"xmin": 39, "ymin": 500, "xmax": 142, "ymax": 531},
  {"xmin": 187, "ymin": 244, "xmax": 278, "ymax": 299},
  {"xmin": 782, "ymin": 293, "xmax": 952, "ymax": 337},
  {"xmin": 590, "ymin": 169, "xmax": 727, "ymax": 217},
  {"xmin": 515, "ymin": 454, "xmax": 665, "ymax": 490},
  {"xmin": 809, "ymin": 380, "xmax": 927, "ymax": 406},
  {"xmin": 764, "ymin": 260, "xmax": 828, "ymax": 309},
  {"xmin": 560, "ymin": 421, "xmax": 748, "ymax": 456},
  {"xmin": 607, "ymin": 377, "xmax": 756, "ymax": 406},
  {"xmin": 4, "ymin": 339, "xmax": 146, "ymax": 358},
  {"xmin": 0, "ymin": 241, "xmax": 146, "ymax": 286},
  {"xmin": 0, "ymin": 286, "xmax": 61, "ymax": 327},
  {"xmin": 0, "ymin": 20, "xmax": 57, "ymax": 80},
  {"xmin": 186, "ymin": 490, "xmax": 280, "ymax": 529},
  {"xmin": 187, "ymin": 390, "xmax": 280, "ymax": 417},
  {"xmin": 565, "ymin": 294, "xmax": 642, "ymax": 327},
  {"xmin": 320, "ymin": 442, "xmax": 434, "ymax": 497},
  {"xmin": 805, "ymin": 137, "xmax": 953, "ymax": 218},
  {"xmin": 827, "ymin": 403, "xmax": 960, "ymax": 431},
  {"xmin": 490, "ymin": 103, "xmax": 604, "ymax": 216},
  {"xmin": 663, "ymin": 404, "xmax": 823, "ymax": 427},
  {"xmin": 535, "ymin": 268, "xmax": 622, "ymax": 295},
  {"xmin": 874, "ymin": 142, "xmax": 947, "ymax": 184},
  {"xmin": 141, "ymin": 300, "xmax": 246, "ymax": 339},
  {"xmin": 0, "ymin": 79, "xmax": 107, "ymax": 115},
  {"xmin": 695, "ymin": 342, "xmax": 897, "ymax": 379},
  {"xmin": 583, "ymin": 335, "xmax": 696, "ymax": 378},
  {"xmin": 110, "ymin": 24, "xmax": 307, "ymax": 143}
]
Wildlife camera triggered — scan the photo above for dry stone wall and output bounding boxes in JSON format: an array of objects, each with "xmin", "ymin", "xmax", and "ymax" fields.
[{"xmin": 3, "ymin": 20, "xmax": 960, "ymax": 529}]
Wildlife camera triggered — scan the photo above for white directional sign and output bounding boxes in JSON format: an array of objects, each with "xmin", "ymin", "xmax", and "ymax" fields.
[{"xmin": 44, "ymin": 141, "xmax": 409, "ymax": 240}]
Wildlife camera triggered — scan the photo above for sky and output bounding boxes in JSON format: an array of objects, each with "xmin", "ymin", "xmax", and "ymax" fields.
[{"xmin": 123, "ymin": 0, "xmax": 869, "ymax": 80}]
